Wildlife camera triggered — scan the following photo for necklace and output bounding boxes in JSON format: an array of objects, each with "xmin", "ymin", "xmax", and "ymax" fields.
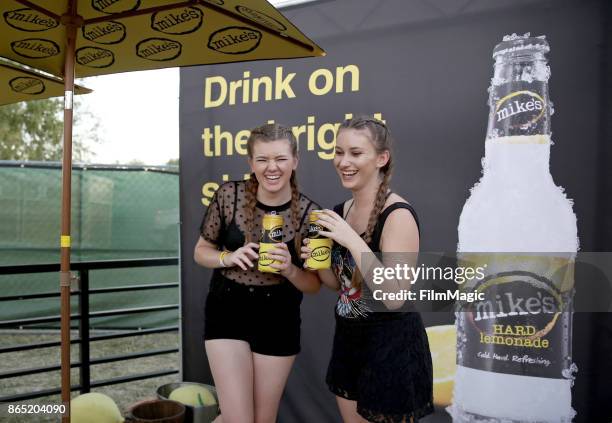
[{"xmin": 344, "ymin": 199, "xmax": 355, "ymax": 219}]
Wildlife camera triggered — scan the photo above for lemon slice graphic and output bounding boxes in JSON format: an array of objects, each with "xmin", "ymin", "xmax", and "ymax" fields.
[{"xmin": 426, "ymin": 324, "xmax": 457, "ymax": 407}]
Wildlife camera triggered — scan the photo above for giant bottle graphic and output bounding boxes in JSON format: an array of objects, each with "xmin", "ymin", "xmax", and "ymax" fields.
[{"xmin": 452, "ymin": 34, "xmax": 579, "ymax": 422}]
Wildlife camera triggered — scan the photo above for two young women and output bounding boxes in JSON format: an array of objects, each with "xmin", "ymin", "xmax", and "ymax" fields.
[{"xmin": 194, "ymin": 118, "xmax": 433, "ymax": 423}]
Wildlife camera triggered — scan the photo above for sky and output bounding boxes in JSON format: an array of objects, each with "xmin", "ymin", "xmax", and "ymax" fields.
[{"xmin": 76, "ymin": 68, "xmax": 180, "ymax": 166}]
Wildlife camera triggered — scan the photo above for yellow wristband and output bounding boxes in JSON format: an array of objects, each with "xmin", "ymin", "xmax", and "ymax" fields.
[{"xmin": 219, "ymin": 251, "xmax": 229, "ymax": 267}]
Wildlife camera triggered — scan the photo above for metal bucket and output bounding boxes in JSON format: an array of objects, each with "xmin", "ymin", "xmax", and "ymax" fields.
[{"xmin": 156, "ymin": 382, "xmax": 219, "ymax": 423}]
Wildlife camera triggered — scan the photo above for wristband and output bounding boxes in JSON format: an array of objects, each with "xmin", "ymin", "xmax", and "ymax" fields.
[{"xmin": 219, "ymin": 250, "xmax": 229, "ymax": 267}]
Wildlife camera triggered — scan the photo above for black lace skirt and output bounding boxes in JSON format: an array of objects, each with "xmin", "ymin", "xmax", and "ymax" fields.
[{"xmin": 326, "ymin": 312, "xmax": 434, "ymax": 423}]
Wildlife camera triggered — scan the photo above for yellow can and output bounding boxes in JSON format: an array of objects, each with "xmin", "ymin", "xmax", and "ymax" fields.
[
  {"xmin": 258, "ymin": 213, "xmax": 284, "ymax": 273},
  {"xmin": 306, "ymin": 210, "xmax": 332, "ymax": 270}
]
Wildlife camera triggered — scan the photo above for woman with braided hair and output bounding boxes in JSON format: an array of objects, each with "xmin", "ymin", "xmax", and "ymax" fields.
[
  {"xmin": 194, "ymin": 123, "xmax": 321, "ymax": 423},
  {"xmin": 302, "ymin": 116, "xmax": 433, "ymax": 422}
]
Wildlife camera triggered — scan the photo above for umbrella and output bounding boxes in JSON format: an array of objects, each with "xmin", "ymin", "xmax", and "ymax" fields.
[
  {"xmin": 0, "ymin": 60, "xmax": 91, "ymax": 105},
  {"xmin": 0, "ymin": 1, "xmax": 324, "ymax": 418}
]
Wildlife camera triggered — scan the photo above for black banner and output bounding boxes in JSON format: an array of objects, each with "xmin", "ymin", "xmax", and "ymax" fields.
[{"xmin": 179, "ymin": 1, "xmax": 612, "ymax": 421}]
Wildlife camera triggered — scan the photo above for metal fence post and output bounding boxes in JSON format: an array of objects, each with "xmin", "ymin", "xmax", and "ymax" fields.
[{"xmin": 78, "ymin": 269, "xmax": 90, "ymax": 394}]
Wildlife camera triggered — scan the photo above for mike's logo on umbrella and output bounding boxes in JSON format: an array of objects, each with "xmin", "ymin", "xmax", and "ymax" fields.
[
  {"xmin": 136, "ymin": 38, "xmax": 182, "ymax": 61},
  {"xmin": 92, "ymin": 0, "xmax": 140, "ymax": 15},
  {"xmin": 82, "ymin": 21, "xmax": 126, "ymax": 44},
  {"xmin": 9, "ymin": 77, "xmax": 45, "ymax": 95},
  {"xmin": 151, "ymin": 7, "xmax": 203, "ymax": 35},
  {"xmin": 208, "ymin": 27, "xmax": 262, "ymax": 55},
  {"xmin": 235, "ymin": 6, "xmax": 286, "ymax": 32},
  {"xmin": 11, "ymin": 38, "xmax": 60, "ymax": 59},
  {"xmin": 4, "ymin": 8, "xmax": 59, "ymax": 32},
  {"xmin": 76, "ymin": 47, "xmax": 115, "ymax": 68}
]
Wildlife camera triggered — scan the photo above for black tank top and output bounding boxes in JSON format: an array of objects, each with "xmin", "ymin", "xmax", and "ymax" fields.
[{"xmin": 331, "ymin": 200, "xmax": 420, "ymax": 320}]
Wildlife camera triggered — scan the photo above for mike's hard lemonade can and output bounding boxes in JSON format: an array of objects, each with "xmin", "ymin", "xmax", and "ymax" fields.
[
  {"xmin": 258, "ymin": 213, "xmax": 284, "ymax": 273},
  {"xmin": 306, "ymin": 210, "xmax": 332, "ymax": 270}
]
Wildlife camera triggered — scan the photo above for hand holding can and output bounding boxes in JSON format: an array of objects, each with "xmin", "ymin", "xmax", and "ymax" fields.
[
  {"xmin": 258, "ymin": 213, "xmax": 284, "ymax": 273},
  {"xmin": 306, "ymin": 210, "xmax": 332, "ymax": 270}
]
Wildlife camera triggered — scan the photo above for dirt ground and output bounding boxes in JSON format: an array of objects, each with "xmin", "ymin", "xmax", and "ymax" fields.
[{"xmin": 1, "ymin": 330, "xmax": 181, "ymax": 422}]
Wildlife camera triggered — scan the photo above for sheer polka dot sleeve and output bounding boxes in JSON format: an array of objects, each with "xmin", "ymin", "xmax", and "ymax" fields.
[{"xmin": 199, "ymin": 183, "xmax": 231, "ymax": 245}]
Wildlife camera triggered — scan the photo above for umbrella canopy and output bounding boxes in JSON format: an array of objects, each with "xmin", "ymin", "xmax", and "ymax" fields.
[
  {"xmin": 0, "ymin": 1, "xmax": 323, "ymax": 420},
  {"xmin": 0, "ymin": 61, "xmax": 90, "ymax": 105},
  {"xmin": 0, "ymin": 0, "xmax": 324, "ymax": 77}
]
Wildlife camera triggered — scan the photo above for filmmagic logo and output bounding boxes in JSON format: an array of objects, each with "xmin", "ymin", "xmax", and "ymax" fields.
[
  {"xmin": 82, "ymin": 21, "xmax": 126, "ymax": 44},
  {"xmin": 136, "ymin": 38, "xmax": 182, "ymax": 61},
  {"xmin": 151, "ymin": 7, "xmax": 203, "ymax": 35},
  {"xmin": 495, "ymin": 90, "xmax": 545, "ymax": 127},
  {"xmin": 92, "ymin": 0, "xmax": 140, "ymax": 14},
  {"xmin": 11, "ymin": 38, "xmax": 60, "ymax": 59},
  {"xmin": 9, "ymin": 77, "xmax": 45, "ymax": 95},
  {"xmin": 207, "ymin": 27, "xmax": 262, "ymax": 55},
  {"xmin": 4, "ymin": 8, "xmax": 59, "ymax": 32},
  {"xmin": 75, "ymin": 47, "xmax": 114, "ymax": 68},
  {"xmin": 235, "ymin": 5, "xmax": 286, "ymax": 32}
]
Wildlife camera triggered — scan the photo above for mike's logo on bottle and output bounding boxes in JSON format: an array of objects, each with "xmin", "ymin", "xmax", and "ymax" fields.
[
  {"xmin": 4, "ymin": 8, "xmax": 59, "ymax": 32},
  {"xmin": 9, "ymin": 77, "xmax": 45, "ymax": 95},
  {"xmin": 472, "ymin": 271, "xmax": 561, "ymax": 323},
  {"xmin": 495, "ymin": 90, "xmax": 546, "ymax": 128},
  {"xmin": 458, "ymin": 257, "xmax": 573, "ymax": 379}
]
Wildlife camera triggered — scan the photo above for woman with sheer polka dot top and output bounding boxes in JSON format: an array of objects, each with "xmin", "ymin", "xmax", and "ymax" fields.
[{"xmin": 194, "ymin": 123, "xmax": 321, "ymax": 423}]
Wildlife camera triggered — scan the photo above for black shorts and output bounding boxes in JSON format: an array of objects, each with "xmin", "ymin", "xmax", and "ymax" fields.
[
  {"xmin": 326, "ymin": 313, "xmax": 434, "ymax": 422},
  {"xmin": 204, "ymin": 274, "xmax": 302, "ymax": 356}
]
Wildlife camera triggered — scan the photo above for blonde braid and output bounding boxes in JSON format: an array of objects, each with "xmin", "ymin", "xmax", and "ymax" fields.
[
  {"xmin": 364, "ymin": 165, "xmax": 392, "ymax": 244},
  {"xmin": 289, "ymin": 171, "xmax": 301, "ymax": 251},
  {"xmin": 340, "ymin": 115, "xmax": 394, "ymax": 290},
  {"xmin": 244, "ymin": 174, "xmax": 259, "ymax": 243},
  {"xmin": 351, "ymin": 169, "xmax": 391, "ymax": 290}
]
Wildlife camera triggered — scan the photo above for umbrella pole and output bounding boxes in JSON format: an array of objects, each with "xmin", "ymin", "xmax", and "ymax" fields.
[{"xmin": 59, "ymin": 1, "xmax": 78, "ymax": 421}]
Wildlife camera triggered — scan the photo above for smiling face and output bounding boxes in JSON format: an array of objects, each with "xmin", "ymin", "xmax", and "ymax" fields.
[
  {"xmin": 333, "ymin": 128, "xmax": 389, "ymax": 191},
  {"xmin": 248, "ymin": 138, "xmax": 298, "ymax": 194}
]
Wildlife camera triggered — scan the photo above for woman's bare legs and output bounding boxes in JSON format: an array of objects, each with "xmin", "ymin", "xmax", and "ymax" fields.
[
  {"xmin": 205, "ymin": 340, "xmax": 254, "ymax": 423},
  {"xmin": 252, "ymin": 353, "xmax": 295, "ymax": 423},
  {"xmin": 336, "ymin": 396, "xmax": 369, "ymax": 423}
]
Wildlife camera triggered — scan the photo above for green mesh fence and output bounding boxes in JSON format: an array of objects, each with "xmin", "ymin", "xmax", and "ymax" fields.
[{"xmin": 0, "ymin": 162, "xmax": 180, "ymax": 329}]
